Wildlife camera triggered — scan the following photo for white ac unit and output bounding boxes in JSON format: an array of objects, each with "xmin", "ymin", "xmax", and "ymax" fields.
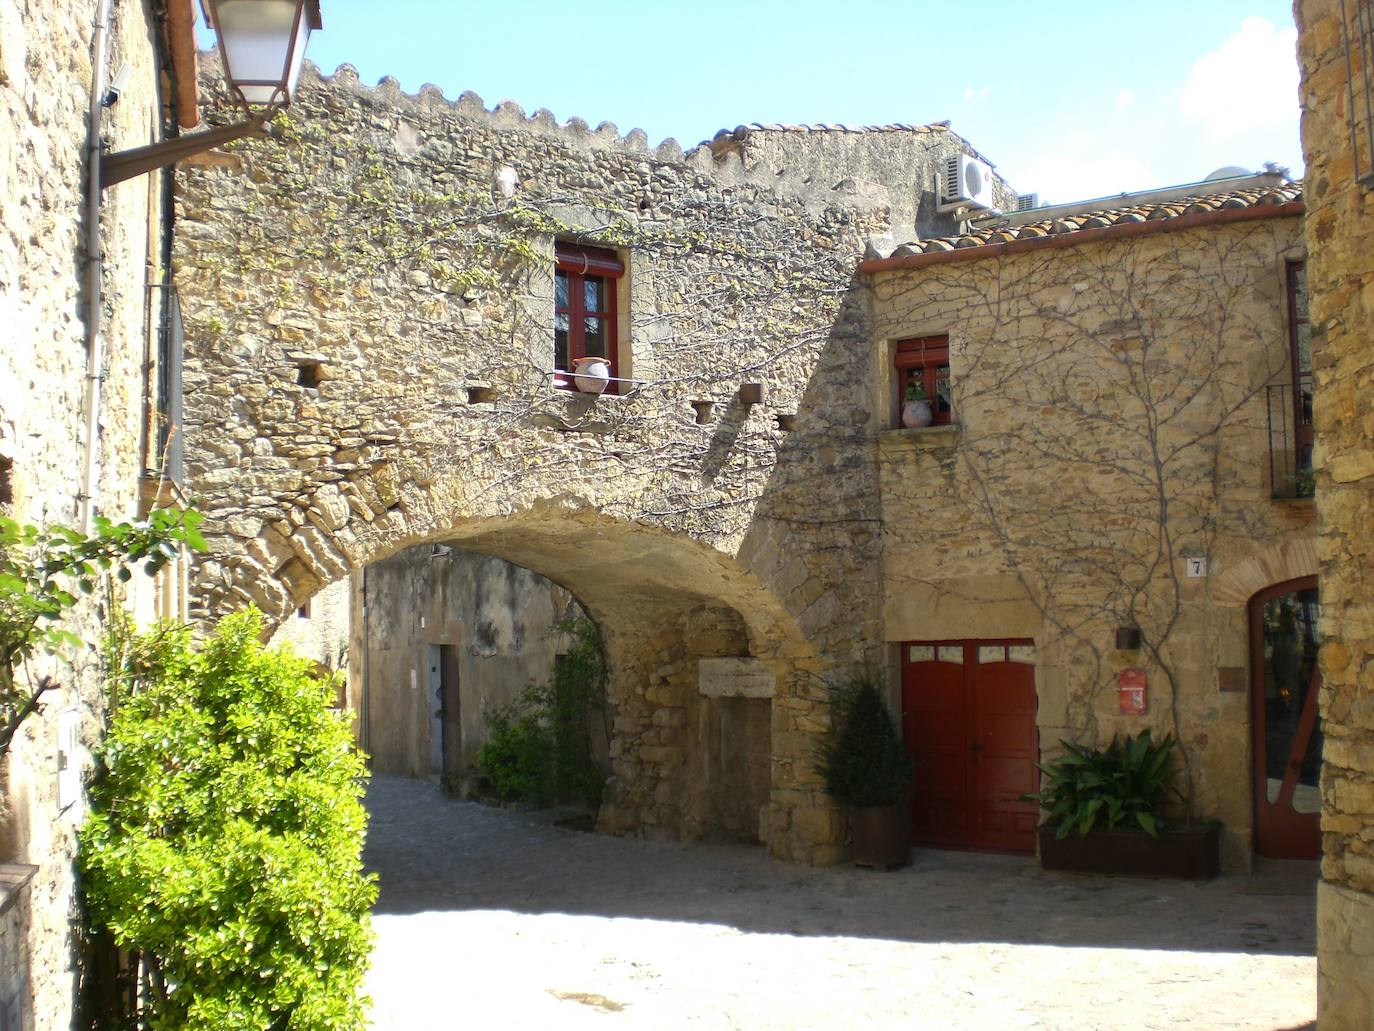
[{"xmin": 940, "ymin": 153, "xmax": 997, "ymax": 212}]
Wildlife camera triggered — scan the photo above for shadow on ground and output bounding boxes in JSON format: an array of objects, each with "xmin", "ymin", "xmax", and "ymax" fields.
[{"xmin": 362, "ymin": 774, "xmax": 1318, "ymax": 958}]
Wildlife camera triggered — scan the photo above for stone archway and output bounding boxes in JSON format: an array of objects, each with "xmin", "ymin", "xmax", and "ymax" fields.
[
  {"xmin": 215, "ymin": 494, "xmax": 844, "ymax": 864},
  {"xmin": 1211, "ymin": 539, "xmax": 1319, "ymax": 608}
]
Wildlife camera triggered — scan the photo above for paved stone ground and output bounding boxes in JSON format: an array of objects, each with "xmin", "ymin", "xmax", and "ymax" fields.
[{"xmin": 362, "ymin": 774, "xmax": 1317, "ymax": 1030}]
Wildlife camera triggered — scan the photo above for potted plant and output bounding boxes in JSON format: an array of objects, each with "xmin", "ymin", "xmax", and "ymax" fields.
[
  {"xmin": 1024, "ymin": 729, "xmax": 1220, "ymax": 879},
  {"xmin": 816, "ymin": 671, "xmax": 913, "ymax": 869},
  {"xmin": 901, "ymin": 382, "xmax": 932, "ymax": 428}
]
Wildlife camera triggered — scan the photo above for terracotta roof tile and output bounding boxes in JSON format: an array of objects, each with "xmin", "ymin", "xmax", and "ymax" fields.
[{"xmin": 885, "ymin": 182, "xmax": 1303, "ymax": 257}]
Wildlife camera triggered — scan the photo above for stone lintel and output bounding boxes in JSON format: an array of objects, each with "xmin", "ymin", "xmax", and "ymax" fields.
[{"xmin": 698, "ymin": 657, "xmax": 775, "ymax": 698}]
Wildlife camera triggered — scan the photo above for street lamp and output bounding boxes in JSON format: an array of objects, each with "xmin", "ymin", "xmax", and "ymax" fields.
[{"xmin": 99, "ymin": 0, "xmax": 321, "ymax": 189}]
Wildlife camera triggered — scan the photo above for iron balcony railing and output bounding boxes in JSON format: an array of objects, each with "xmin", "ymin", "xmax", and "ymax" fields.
[{"xmin": 1267, "ymin": 380, "xmax": 1314, "ymax": 499}]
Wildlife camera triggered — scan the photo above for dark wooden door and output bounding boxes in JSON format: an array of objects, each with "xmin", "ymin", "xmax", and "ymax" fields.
[
  {"xmin": 439, "ymin": 644, "xmax": 463, "ymax": 775},
  {"xmin": 1250, "ymin": 577, "xmax": 1322, "ymax": 860},
  {"xmin": 902, "ymin": 640, "xmax": 1039, "ymax": 853}
]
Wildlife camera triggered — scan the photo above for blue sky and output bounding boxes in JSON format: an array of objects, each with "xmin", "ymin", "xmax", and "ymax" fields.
[{"xmin": 220, "ymin": 0, "xmax": 1304, "ymax": 203}]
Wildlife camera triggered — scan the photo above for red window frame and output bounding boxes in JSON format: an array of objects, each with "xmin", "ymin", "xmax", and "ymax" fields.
[
  {"xmin": 895, "ymin": 335, "xmax": 952, "ymax": 426},
  {"xmin": 555, "ymin": 242, "xmax": 624, "ymax": 393}
]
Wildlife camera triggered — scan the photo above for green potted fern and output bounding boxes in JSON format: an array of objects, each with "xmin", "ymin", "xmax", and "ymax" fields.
[
  {"xmin": 1023, "ymin": 728, "xmax": 1220, "ymax": 879},
  {"xmin": 816, "ymin": 671, "xmax": 913, "ymax": 869}
]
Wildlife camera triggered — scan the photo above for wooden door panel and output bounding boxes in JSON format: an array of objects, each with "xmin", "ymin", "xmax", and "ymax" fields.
[{"xmin": 902, "ymin": 643, "xmax": 1038, "ymax": 854}]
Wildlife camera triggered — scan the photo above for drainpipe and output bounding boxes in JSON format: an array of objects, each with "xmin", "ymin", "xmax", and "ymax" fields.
[{"xmin": 80, "ymin": 0, "xmax": 114, "ymax": 534}]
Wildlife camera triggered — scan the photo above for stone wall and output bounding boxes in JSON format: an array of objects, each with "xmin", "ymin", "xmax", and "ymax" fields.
[
  {"xmin": 868, "ymin": 213, "xmax": 1311, "ymax": 870},
  {"xmin": 707, "ymin": 121, "xmax": 1018, "ymax": 242},
  {"xmin": 1296, "ymin": 0, "xmax": 1374, "ymax": 1024},
  {"xmin": 0, "ymin": 0, "xmax": 175, "ymax": 1025},
  {"xmin": 359, "ymin": 547, "xmax": 588, "ymax": 779},
  {"xmin": 174, "ymin": 61, "xmax": 992, "ymax": 860}
]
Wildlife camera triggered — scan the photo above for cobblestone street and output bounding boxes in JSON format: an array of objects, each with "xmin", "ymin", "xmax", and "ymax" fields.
[{"xmin": 362, "ymin": 775, "xmax": 1317, "ymax": 1030}]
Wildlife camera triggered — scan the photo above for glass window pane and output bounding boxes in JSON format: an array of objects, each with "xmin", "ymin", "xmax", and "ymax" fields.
[
  {"xmin": 555, "ymin": 271, "xmax": 569, "ymax": 309},
  {"xmin": 935, "ymin": 365, "xmax": 952, "ymax": 415},
  {"xmin": 554, "ymin": 322, "xmax": 568, "ymax": 374},
  {"xmin": 978, "ymin": 645, "xmax": 1005, "ymax": 664},
  {"xmin": 1260, "ymin": 587, "xmax": 1322, "ymax": 810},
  {"xmin": 937, "ymin": 646, "xmax": 963, "ymax": 664},
  {"xmin": 908, "ymin": 645, "xmax": 934, "ymax": 662},
  {"xmin": 1008, "ymin": 645, "xmax": 1035, "ymax": 664},
  {"xmin": 583, "ymin": 317, "xmax": 607, "ymax": 358},
  {"xmin": 584, "ymin": 276, "xmax": 603, "ymax": 313}
]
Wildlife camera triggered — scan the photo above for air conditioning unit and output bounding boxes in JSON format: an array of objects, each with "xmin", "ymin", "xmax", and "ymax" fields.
[
  {"xmin": 940, "ymin": 153, "xmax": 997, "ymax": 213},
  {"xmin": 1015, "ymin": 193, "xmax": 1040, "ymax": 212}
]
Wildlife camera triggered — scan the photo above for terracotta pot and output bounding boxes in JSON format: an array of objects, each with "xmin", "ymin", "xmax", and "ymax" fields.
[
  {"xmin": 849, "ymin": 802, "xmax": 912, "ymax": 870},
  {"xmin": 901, "ymin": 399, "xmax": 932, "ymax": 428},
  {"xmin": 573, "ymin": 357, "xmax": 611, "ymax": 394}
]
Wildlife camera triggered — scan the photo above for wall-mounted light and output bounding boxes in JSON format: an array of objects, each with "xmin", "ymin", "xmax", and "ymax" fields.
[{"xmin": 99, "ymin": 0, "xmax": 322, "ymax": 189}]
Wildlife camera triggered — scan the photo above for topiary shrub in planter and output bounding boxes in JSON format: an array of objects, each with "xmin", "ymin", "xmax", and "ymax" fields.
[
  {"xmin": 81, "ymin": 609, "xmax": 376, "ymax": 1029},
  {"xmin": 1023, "ymin": 728, "xmax": 1219, "ymax": 879},
  {"xmin": 816, "ymin": 671, "xmax": 913, "ymax": 870}
]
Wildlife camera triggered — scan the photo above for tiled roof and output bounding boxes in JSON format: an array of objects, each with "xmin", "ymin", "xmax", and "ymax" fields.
[
  {"xmin": 882, "ymin": 182, "xmax": 1303, "ymax": 259},
  {"xmin": 716, "ymin": 121, "xmax": 952, "ymax": 136}
]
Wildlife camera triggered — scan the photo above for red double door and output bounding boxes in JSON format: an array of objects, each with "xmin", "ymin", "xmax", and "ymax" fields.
[{"xmin": 901, "ymin": 640, "xmax": 1040, "ymax": 853}]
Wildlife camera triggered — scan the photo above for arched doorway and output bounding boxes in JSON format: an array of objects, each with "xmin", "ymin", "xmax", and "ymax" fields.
[{"xmin": 1248, "ymin": 576, "xmax": 1322, "ymax": 859}]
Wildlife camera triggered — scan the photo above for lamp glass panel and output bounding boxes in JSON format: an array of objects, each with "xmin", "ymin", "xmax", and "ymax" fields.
[{"xmin": 215, "ymin": 0, "xmax": 302, "ymax": 103}]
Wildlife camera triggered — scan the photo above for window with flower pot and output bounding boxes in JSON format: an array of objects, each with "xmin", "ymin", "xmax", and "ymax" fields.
[
  {"xmin": 555, "ymin": 242, "xmax": 624, "ymax": 393},
  {"xmin": 895, "ymin": 335, "xmax": 952, "ymax": 427}
]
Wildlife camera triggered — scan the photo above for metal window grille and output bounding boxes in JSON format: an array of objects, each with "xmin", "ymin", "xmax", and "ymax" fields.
[{"xmin": 1341, "ymin": 0, "xmax": 1374, "ymax": 187}]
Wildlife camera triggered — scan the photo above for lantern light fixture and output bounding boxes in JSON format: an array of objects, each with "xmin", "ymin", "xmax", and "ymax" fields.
[{"xmin": 99, "ymin": 0, "xmax": 321, "ymax": 189}]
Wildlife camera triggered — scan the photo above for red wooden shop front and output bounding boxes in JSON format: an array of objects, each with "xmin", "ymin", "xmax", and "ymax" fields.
[{"xmin": 901, "ymin": 640, "xmax": 1040, "ymax": 853}]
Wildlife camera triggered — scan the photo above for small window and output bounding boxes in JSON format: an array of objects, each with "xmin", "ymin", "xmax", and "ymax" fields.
[
  {"xmin": 554, "ymin": 243, "xmax": 624, "ymax": 393},
  {"xmin": 895, "ymin": 335, "xmax": 952, "ymax": 426},
  {"xmin": 297, "ymin": 599, "xmax": 311, "ymax": 620}
]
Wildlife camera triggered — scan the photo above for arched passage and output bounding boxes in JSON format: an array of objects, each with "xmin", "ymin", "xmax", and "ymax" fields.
[{"xmin": 222, "ymin": 499, "xmax": 845, "ymax": 864}]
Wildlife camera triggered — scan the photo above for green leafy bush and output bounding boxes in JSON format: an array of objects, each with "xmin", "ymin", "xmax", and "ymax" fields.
[
  {"xmin": 815, "ymin": 671, "xmax": 912, "ymax": 808},
  {"xmin": 0, "ymin": 508, "xmax": 204, "ymax": 758},
  {"xmin": 80, "ymin": 609, "xmax": 376, "ymax": 1030},
  {"xmin": 475, "ymin": 704, "xmax": 553, "ymax": 804},
  {"xmin": 475, "ymin": 619, "xmax": 608, "ymax": 810},
  {"xmin": 1023, "ymin": 728, "xmax": 1181, "ymax": 839}
]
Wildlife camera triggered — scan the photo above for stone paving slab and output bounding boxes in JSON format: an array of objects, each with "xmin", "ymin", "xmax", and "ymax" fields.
[{"xmin": 362, "ymin": 775, "xmax": 1317, "ymax": 1029}]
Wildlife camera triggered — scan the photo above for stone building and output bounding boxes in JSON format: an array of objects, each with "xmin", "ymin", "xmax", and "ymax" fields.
[
  {"xmin": 861, "ymin": 177, "xmax": 1312, "ymax": 871},
  {"xmin": 174, "ymin": 60, "xmax": 1014, "ymax": 860},
  {"xmin": 1296, "ymin": 0, "xmax": 1374, "ymax": 1024},
  {"xmin": 0, "ymin": 1, "xmax": 199, "ymax": 1025},
  {"xmin": 173, "ymin": 55, "xmax": 1331, "ymax": 883}
]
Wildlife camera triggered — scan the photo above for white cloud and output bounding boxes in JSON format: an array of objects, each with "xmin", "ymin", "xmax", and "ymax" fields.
[
  {"xmin": 1115, "ymin": 89, "xmax": 1134, "ymax": 110},
  {"xmin": 962, "ymin": 85, "xmax": 992, "ymax": 102},
  {"xmin": 1177, "ymin": 17, "xmax": 1299, "ymax": 139},
  {"xmin": 1013, "ymin": 148, "xmax": 1159, "ymax": 207}
]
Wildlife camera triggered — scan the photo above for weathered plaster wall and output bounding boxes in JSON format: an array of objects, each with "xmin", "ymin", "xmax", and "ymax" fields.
[
  {"xmin": 869, "ymin": 215, "xmax": 1311, "ymax": 870},
  {"xmin": 360, "ymin": 547, "xmax": 587, "ymax": 779},
  {"xmin": 268, "ymin": 572, "xmax": 351, "ymax": 671},
  {"xmin": 173, "ymin": 61, "xmax": 950, "ymax": 861},
  {"xmin": 1296, "ymin": 0, "xmax": 1374, "ymax": 1024},
  {"xmin": 707, "ymin": 122, "xmax": 1018, "ymax": 242},
  {"xmin": 0, "ymin": 0, "xmax": 170, "ymax": 1025}
]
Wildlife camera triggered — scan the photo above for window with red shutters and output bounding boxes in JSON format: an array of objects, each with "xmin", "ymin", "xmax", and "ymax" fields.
[
  {"xmin": 554, "ymin": 242, "xmax": 624, "ymax": 393},
  {"xmin": 895, "ymin": 335, "xmax": 952, "ymax": 426}
]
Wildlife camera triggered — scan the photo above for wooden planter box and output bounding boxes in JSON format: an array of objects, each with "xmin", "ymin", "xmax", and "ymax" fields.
[{"xmin": 1038, "ymin": 823, "xmax": 1221, "ymax": 880}]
